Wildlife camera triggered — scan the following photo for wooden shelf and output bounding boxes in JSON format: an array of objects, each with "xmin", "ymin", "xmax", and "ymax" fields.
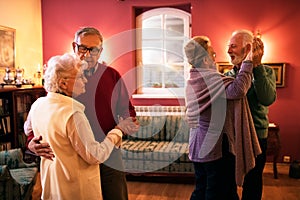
[{"xmin": 0, "ymin": 86, "xmax": 46, "ymax": 150}]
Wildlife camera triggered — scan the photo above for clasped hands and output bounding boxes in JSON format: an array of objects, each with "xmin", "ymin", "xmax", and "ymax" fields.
[{"xmin": 245, "ymin": 37, "xmax": 264, "ymax": 67}]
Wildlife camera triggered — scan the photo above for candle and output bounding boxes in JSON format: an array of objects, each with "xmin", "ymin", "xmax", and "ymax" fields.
[{"xmin": 37, "ymin": 64, "xmax": 41, "ymax": 72}]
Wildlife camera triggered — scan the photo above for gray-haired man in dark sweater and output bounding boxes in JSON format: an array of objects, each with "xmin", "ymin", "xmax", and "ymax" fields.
[{"xmin": 224, "ymin": 29, "xmax": 277, "ymax": 200}]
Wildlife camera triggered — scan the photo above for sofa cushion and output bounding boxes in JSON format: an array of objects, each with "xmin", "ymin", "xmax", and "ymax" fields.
[
  {"xmin": 123, "ymin": 106, "xmax": 193, "ymax": 174},
  {"xmin": 129, "ymin": 115, "xmax": 189, "ymax": 142},
  {"xmin": 0, "ymin": 165, "xmax": 10, "ymax": 178},
  {"xmin": 0, "ymin": 165, "xmax": 14, "ymax": 200},
  {"xmin": 0, "ymin": 149, "xmax": 36, "ymax": 169},
  {"xmin": 10, "ymin": 167, "xmax": 38, "ymax": 198}
]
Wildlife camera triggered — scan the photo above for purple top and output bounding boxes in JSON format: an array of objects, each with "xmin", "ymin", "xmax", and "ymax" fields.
[{"xmin": 185, "ymin": 62, "xmax": 253, "ymax": 162}]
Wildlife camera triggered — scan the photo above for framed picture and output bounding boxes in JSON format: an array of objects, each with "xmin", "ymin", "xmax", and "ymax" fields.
[
  {"xmin": 217, "ymin": 62, "xmax": 233, "ymax": 74},
  {"xmin": 265, "ymin": 63, "xmax": 286, "ymax": 87},
  {"xmin": 217, "ymin": 62, "xmax": 286, "ymax": 87},
  {"xmin": 0, "ymin": 25, "xmax": 16, "ymax": 69}
]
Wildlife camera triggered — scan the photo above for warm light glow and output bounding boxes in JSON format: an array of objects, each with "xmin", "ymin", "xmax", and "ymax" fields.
[
  {"xmin": 100, "ymin": 42, "xmax": 110, "ymax": 64},
  {"xmin": 67, "ymin": 39, "xmax": 73, "ymax": 54},
  {"xmin": 253, "ymin": 30, "xmax": 272, "ymax": 63},
  {"xmin": 261, "ymin": 37, "xmax": 272, "ymax": 63}
]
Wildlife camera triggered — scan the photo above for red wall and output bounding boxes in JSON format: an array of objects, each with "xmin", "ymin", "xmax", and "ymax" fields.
[{"xmin": 41, "ymin": 0, "xmax": 300, "ymax": 161}]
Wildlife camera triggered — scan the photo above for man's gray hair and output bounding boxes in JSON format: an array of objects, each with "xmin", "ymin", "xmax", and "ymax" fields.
[
  {"xmin": 232, "ymin": 29, "xmax": 254, "ymax": 47},
  {"xmin": 74, "ymin": 27, "xmax": 103, "ymax": 44}
]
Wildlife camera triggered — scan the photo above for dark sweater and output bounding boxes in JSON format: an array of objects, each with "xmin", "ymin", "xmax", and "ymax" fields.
[{"xmin": 225, "ymin": 64, "xmax": 277, "ymax": 138}]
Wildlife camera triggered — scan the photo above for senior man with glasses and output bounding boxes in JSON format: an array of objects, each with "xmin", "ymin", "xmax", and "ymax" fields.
[
  {"xmin": 27, "ymin": 27, "xmax": 140, "ymax": 200},
  {"xmin": 75, "ymin": 43, "xmax": 102, "ymax": 56}
]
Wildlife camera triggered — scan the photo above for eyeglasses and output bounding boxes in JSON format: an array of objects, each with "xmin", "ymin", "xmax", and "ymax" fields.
[{"xmin": 75, "ymin": 43, "xmax": 102, "ymax": 56}]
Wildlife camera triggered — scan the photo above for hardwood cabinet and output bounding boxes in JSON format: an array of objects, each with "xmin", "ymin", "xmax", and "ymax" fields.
[{"xmin": 0, "ymin": 86, "xmax": 46, "ymax": 150}]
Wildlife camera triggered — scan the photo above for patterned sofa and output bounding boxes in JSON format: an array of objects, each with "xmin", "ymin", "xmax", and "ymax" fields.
[
  {"xmin": 122, "ymin": 106, "xmax": 194, "ymax": 175},
  {"xmin": 0, "ymin": 148, "xmax": 38, "ymax": 200}
]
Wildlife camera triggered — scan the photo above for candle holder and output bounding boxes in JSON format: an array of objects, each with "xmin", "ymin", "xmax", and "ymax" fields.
[{"xmin": 34, "ymin": 71, "xmax": 42, "ymax": 85}]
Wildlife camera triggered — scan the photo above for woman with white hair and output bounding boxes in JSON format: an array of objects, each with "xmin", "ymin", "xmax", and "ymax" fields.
[{"xmin": 24, "ymin": 53, "xmax": 133, "ymax": 200}]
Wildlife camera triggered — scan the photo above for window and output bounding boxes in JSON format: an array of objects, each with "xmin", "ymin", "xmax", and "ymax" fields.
[{"xmin": 135, "ymin": 8, "xmax": 191, "ymax": 98}]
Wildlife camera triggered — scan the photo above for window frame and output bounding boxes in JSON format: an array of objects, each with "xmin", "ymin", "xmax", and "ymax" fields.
[{"xmin": 135, "ymin": 7, "xmax": 191, "ymax": 98}]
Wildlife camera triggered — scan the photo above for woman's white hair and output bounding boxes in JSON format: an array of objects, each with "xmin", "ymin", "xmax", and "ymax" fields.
[{"xmin": 43, "ymin": 53, "xmax": 87, "ymax": 92}]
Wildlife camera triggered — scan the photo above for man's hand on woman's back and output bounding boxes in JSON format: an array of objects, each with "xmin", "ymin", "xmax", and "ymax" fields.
[{"xmin": 28, "ymin": 135, "xmax": 55, "ymax": 160}]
